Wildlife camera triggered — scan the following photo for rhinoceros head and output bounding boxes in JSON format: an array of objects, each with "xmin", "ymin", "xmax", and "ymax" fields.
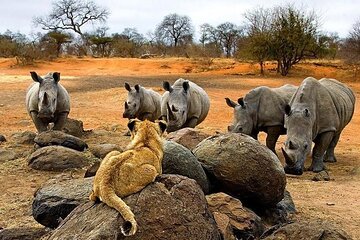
[
  {"xmin": 31, "ymin": 71, "xmax": 60, "ymax": 120},
  {"xmin": 163, "ymin": 81, "xmax": 188, "ymax": 132},
  {"xmin": 123, "ymin": 83, "xmax": 141, "ymax": 119},
  {"xmin": 225, "ymin": 97, "xmax": 254, "ymax": 136},
  {"xmin": 282, "ymin": 104, "xmax": 312, "ymax": 175}
]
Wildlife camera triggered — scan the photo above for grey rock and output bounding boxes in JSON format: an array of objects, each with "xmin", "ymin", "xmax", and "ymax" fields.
[
  {"xmin": 45, "ymin": 174, "xmax": 221, "ymax": 240},
  {"xmin": 0, "ymin": 134, "xmax": 6, "ymax": 142},
  {"xmin": 32, "ymin": 177, "xmax": 93, "ymax": 228},
  {"xmin": 11, "ymin": 131, "xmax": 36, "ymax": 144},
  {"xmin": 34, "ymin": 130, "xmax": 88, "ymax": 151},
  {"xmin": 312, "ymin": 170, "xmax": 331, "ymax": 181},
  {"xmin": 84, "ymin": 161, "xmax": 100, "ymax": 178},
  {"xmin": 0, "ymin": 149, "xmax": 18, "ymax": 163},
  {"xmin": 90, "ymin": 143, "xmax": 123, "ymax": 159},
  {"xmin": 166, "ymin": 127, "xmax": 211, "ymax": 150},
  {"xmin": 63, "ymin": 118, "xmax": 85, "ymax": 137},
  {"xmin": 28, "ymin": 146, "xmax": 91, "ymax": 171},
  {"xmin": 0, "ymin": 227, "xmax": 47, "ymax": 240},
  {"xmin": 163, "ymin": 140, "xmax": 209, "ymax": 193},
  {"xmin": 193, "ymin": 133, "xmax": 286, "ymax": 207}
]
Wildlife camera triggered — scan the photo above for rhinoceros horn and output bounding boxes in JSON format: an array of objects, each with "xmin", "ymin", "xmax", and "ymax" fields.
[
  {"xmin": 281, "ymin": 147, "xmax": 294, "ymax": 165},
  {"xmin": 167, "ymin": 102, "xmax": 176, "ymax": 120},
  {"xmin": 124, "ymin": 101, "xmax": 129, "ymax": 109},
  {"xmin": 42, "ymin": 92, "xmax": 49, "ymax": 106}
]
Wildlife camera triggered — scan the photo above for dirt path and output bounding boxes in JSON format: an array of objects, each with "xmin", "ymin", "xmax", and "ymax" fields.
[{"xmin": 0, "ymin": 57, "xmax": 359, "ymax": 238}]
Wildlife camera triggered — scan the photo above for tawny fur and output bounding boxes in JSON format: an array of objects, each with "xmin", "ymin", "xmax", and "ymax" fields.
[{"xmin": 89, "ymin": 119, "xmax": 166, "ymax": 236}]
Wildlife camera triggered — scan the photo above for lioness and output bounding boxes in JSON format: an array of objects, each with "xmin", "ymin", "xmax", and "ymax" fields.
[{"xmin": 89, "ymin": 119, "xmax": 167, "ymax": 236}]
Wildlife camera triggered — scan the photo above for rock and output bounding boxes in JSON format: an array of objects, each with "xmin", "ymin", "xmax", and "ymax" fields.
[
  {"xmin": 163, "ymin": 140, "xmax": 209, "ymax": 193},
  {"xmin": 206, "ymin": 192, "xmax": 264, "ymax": 240},
  {"xmin": 262, "ymin": 219, "xmax": 352, "ymax": 239},
  {"xmin": 46, "ymin": 174, "xmax": 221, "ymax": 240},
  {"xmin": 32, "ymin": 177, "xmax": 93, "ymax": 228},
  {"xmin": 84, "ymin": 161, "xmax": 100, "ymax": 178},
  {"xmin": 0, "ymin": 134, "xmax": 6, "ymax": 142},
  {"xmin": 193, "ymin": 133, "xmax": 286, "ymax": 208},
  {"xmin": 63, "ymin": 118, "xmax": 85, "ymax": 137},
  {"xmin": 34, "ymin": 130, "xmax": 88, "ymax": 151},
  {"xmin": 28, "ymin": 146, "xmax": 91, "ymax": 171},
  {"xmin": 11, "ymin": 131, "xmax": 36, "ymax": 144},
  {"xmin": 312, "ymin": 170, "xmax": 331, "ymax": 181},
  {"xmin": 0, "ymin": 227, "xmax": 48, "ymax": 240},
  {"xmin": 166, "ymin": 128, "xmax": 211, "ymax": 150},
  {"xmin": 89, "ymin": 143, "xmax": 123, "ymax": 159},
  {"xmin": 277, "ymin": 190, "xmax": 296, "ymax": 214},
  {"xmin": 0, "ymin": 149, "xmax": 18, "ymax": 163}
]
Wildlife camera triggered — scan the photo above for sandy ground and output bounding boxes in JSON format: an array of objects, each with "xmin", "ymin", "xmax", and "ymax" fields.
[{"xmin": 0, "ymin": 57, "xmax": 359, "ymax": 238}]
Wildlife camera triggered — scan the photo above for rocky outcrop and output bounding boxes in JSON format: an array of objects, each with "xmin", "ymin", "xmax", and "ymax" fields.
[
  {"xmin": 45, "ymin": 174, "xmax": 220, "ymax": 240},
  {"xmin": 193, "ymin": 133, "xmax": 286, "ymax": 207}
]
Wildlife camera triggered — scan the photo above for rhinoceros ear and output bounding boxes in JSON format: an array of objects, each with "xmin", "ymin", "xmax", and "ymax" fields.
[
  {"xmin": 134, "ymin": 84, "xmax": 140, "ymax": 92},
  {"xmin": 53, "ymin": 72, "xmax": 60, "ymax": 83},
  {"xmin": 183, "ymin": 81, "xmax": 190, "ymax": 92},
  {"xmin": 225, "ymin": 98, "xmax": 237, "ymax": 108},
  {"xmin": 285, "ymin": 104, "xmax": 291, "ymax": 115},
  {"xmin": 163, "ymin": 81, "xmax": 173, "ymax": 92},
  {"xmin": 238, "ymin": 98, "xmax": 245, "ymax": 108},
  {"xmin": 30, "ymin": 71, "xmax": 42, "ymax": 83},
  {"xmin": 124, "ymin": 82, "xmax": 131, "ymax": 92}
]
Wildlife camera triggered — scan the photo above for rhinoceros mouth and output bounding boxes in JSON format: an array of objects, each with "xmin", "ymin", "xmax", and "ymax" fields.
[{"xmin": 284, "ymin": 165, "xmax": 303, "ymax": 175}]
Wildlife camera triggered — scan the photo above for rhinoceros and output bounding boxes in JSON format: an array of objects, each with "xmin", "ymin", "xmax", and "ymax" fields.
[
  {"xmin": 123, "ymin": 82, "xmax": 162, "ymax": 121},
  {"xmin": 161, "ymin": 78, "xmax": 210, "ymax": 132},
  {"xmin": 282, "ymin": 77, "xmax": 355, "ymax": 175},
  {"xmin": 26, "ymin": 72, "xmax": 70, "ymax": 133},
  {"xmin": 225, "ymin": 84, "xmax": 297, "ymax": 154}
]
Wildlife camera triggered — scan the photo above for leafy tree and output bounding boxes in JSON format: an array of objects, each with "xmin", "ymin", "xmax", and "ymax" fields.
[
  {"xmin": 340, "ymin": 20, "xmax": 360, "ymax": 76},
  {"xmin": 87, "ymin": 27, "xmax": 112, "ymax": 57},
  {"xmin": 155, "ymin": 13, "xmax": 194, "ymax": 47},
  {"xmin": 42, "ymin": 31, "xmax": 72, "ymax": 57},
  {"xmin": 271, "ymin": 5, "xmax": 319, "ymax": 75},
  {"xmin": 33, "ymin": 0, "xmax": 109, "ymax": 37}
]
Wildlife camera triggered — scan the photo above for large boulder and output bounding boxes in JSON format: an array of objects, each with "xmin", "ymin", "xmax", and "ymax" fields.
[
  {"xmin": 28, "ymin": 146, "xmax": 91, "ymax": 171},
  {"xmin": 163, "ymin": 140, "xmax": 209, "ymax": 193},
  {"xmin": 34, "ymin": 130, "xmax": 88, "ymax": 151},
  {"xmin": 89, "ymin": 143, "xmax": 123, "ymax": 159},
  {"xmin": 262, "ymin": 219, "xmax": 352, "ymax": 240},
  {"xmin": 193, "ymin": 133, "xmax": 286, "ymax": 208},
  {"xmin": 63, "ymin": 118, "xmax": 85, "ymax": 137},
  {"xmin": 206, "ymin": 192, "xmax": 264, "ymax": 240},
  {"xmin": 32, "ymin": 177, "xmax": 93, "ymax": 228},
  {"xmin": 45, "ymin": 174, "xmax": 221, "ymax": 240},
  {"xmin": 0, "ymin": 134, "xmax": 6, "ymax": 142},
  {"xmin": 0, "ymin": 227, "xmax": 47, "ymax": 240},
  {"xmin": 166, "ymin": 128, "xmax": 211, "ymax": 150},
  {"xmin": 11, "ymin": 131, "xmax": 36, "ymax": 144}
]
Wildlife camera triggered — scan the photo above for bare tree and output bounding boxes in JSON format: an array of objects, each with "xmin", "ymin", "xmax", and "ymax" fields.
[
  {"xmin": 216, "ymin": 22, "xmax": 243, "ymax": 58},
  {"xmin": 155, "ymin": 13, "xmax": 194, "ymax": 47},
  {"xmin": 340, "ymin": 20, "xmax": 360, "ymax": 76},
  {"xmin": 33, "ymin": 0, "xmax": 109, "ymax": 37}
]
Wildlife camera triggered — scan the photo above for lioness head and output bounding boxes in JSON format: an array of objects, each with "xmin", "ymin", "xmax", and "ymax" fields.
[{"xmin": 127, "ymin": 119, "xmax": 167, "ymax": 139}]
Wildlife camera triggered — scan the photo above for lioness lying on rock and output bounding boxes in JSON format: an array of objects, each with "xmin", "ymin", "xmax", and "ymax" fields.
[{"xmin": 89, "ymin": 119, "xmax": 167, "ymax": 236}]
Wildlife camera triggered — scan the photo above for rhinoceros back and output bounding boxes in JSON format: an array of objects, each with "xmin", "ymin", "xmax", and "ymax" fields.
[{"xmin": 319, "ymin": 78, "xmax": 355, "ymax": 132}]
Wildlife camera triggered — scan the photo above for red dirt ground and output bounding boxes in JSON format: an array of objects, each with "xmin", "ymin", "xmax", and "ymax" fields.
[{"xmin": 0, "ymin": 57, "xmax": 359, "ymax": 238}]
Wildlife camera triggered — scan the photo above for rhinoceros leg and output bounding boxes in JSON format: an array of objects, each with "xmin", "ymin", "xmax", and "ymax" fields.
[
  {"xmin": 309, "ymin": 131, "xmax": 334, "ymax": 172},
  {"xmin": 266, "ymin": 126, "xmax": 282, "ymax": 155},
  {"xmin": 30, "ymin": 112, "xmax": 48, "ymax": 133},
  {"xmin": 324, "ymin": 134, "xmax": 340, "ymax": 163},
  {"xmin": 53, "ymin": 112, "xmax": 68, "ymax": 131},
  {"xmin": 184, "ymin": 117, "xmax": 198, "ymax": 128}
]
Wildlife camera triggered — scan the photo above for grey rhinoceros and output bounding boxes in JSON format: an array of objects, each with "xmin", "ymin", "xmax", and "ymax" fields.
[
  {"xmin": 161, "ymin": 78, "xmax": 210, "ymax": 132},
  {"xmin": 225, "ymin": 84, "xmax": 297, "ymax": 154},
  {"xmin": 123, "ymin": 82, "xmax": 162, "ymax": 121},
  {"xmin": 26, "ymin": 72, "xmax": 70, "ymax": 133},
  {"xmin": 282, "ymin": 77, "xmax": 355, "ymax": 175}
]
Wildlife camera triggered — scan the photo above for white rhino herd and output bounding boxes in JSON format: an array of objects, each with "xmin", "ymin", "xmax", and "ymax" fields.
[{"xmin": 25, "ymin": 72, "xmax": 356, "ymax": 176}]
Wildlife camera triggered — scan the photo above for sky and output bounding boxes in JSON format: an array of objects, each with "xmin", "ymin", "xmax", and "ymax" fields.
[{"xmin": 0, "ymin": 0, "xmax": 359, "ymax": 39}]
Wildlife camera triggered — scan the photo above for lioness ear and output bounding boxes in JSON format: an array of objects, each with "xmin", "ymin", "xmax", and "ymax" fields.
[
  {"xmin": 285, "ymin": 105, "xmax": 291, "ymax": 115},
  {"xmin": 134, "ymin": 84, "xmax": 140, "ymax": 92},
  {"xmin": 124, "ymin": 82, "xmax": 131, "ymax": 92},
  {"xmin": 225, "ymin": 98, "xmax": 237, "ymax": 108},
  {"xmin": 163, "ymin": 81, "xmax": 173, "ymax": 92},
  {"xmin": 127, "ymin": 119, "xmax": 137, "ymax": 132},
  {"xmin": 158, "ymin": 120, "xmax": 167, "ymax": 133},
  {"xmin": 183, "ymin": 81, "xmax": 190, "ymax": 92},
  {"xmin": 53, "ymin": 72, "xmax": 60, "ymax": 83},
  {"xmin": 30, "ymin": 71, "xmax": 42, "ymax": 83},
  {"xmin": 238, "ymin": 98, "xmax": 245, "ymax": 108}
]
